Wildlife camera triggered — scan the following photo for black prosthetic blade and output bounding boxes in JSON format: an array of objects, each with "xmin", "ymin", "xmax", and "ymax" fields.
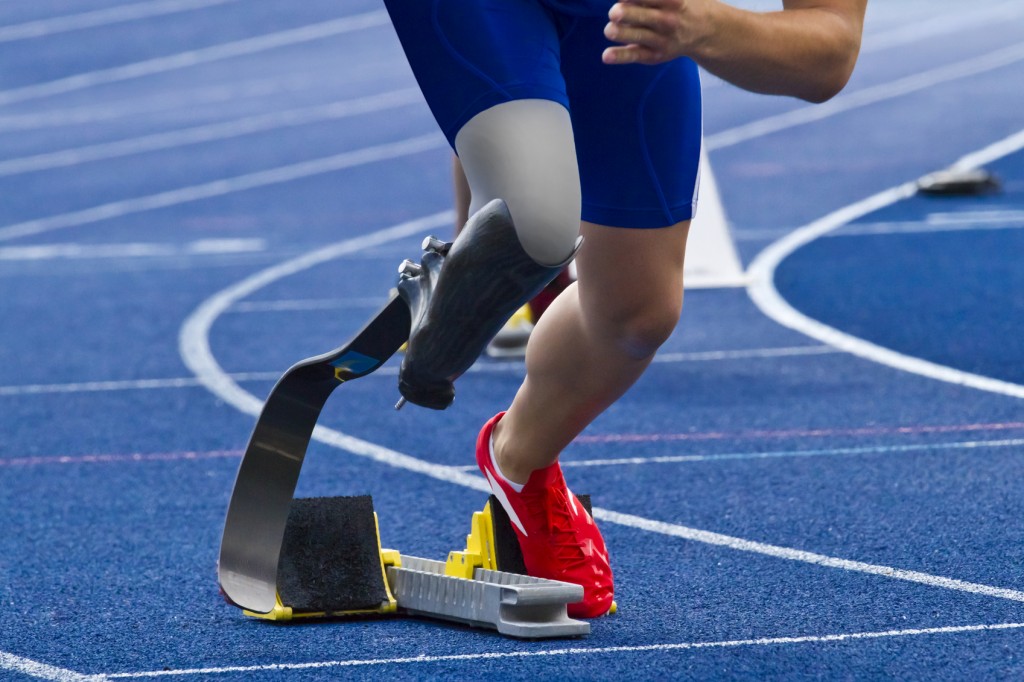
[
  {"xmin": 218, "ymin": 295, "xmax": 410, "ymax": 614},
  {"xmin": 277, "ymin": 496, "xmax": 390, "ymax": 613},
  {"xmin": 487, "ymin": 494, "xmax": 593, "ymax": 576}
]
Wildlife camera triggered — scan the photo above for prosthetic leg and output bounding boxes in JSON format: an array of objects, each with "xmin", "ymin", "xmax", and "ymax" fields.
[
  {"xmin": 397, "ymin": 198, "xmax": 580, "ymax": 409},
  {"xmin": 217, "ymin": 215, "xmax": 592, "ymax": 638}
]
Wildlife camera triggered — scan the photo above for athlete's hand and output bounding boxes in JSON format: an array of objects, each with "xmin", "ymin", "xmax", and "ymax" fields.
[{"xmin": 602, "ymin": 0, "xmax": 716, "ymax": 65}]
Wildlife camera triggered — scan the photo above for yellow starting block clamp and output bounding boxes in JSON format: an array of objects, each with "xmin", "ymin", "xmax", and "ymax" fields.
[
  {"xmin": 450, "ymin": 496, "xmax": 616, "ymax": 616},
  {"xmin": 445, "ymin": 499, "xmax": 499, "ymax": 578}
]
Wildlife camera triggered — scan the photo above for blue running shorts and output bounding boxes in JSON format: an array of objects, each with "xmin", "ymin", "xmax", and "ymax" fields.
[{"xmin": 384, "ymin": 0, "xmax": 702, "ymax": 228}]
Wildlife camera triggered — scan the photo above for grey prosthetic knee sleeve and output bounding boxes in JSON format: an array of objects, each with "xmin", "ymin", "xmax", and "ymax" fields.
[
  {"xmin": 397, "ymin": 199, "xmax": 580, "ymax": 409},
  {"xmin": 455, "ymin": 99, "xmax": 582, "ymax": 266}
]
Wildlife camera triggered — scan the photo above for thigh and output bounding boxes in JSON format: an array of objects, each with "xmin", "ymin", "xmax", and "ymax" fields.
[
  {"xmin": 576, "ymin": 220, "xmax": 689, "ymax": 317},
  {"xmin": 384, "ymin": 0, "xmax": 570, "ymax": 145},
  {"xmin": 560, "ymin": 17, "xmax": 703, "ymax": 229}
]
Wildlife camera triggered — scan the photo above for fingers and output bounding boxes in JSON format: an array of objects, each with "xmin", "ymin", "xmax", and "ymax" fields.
[
  {"xmin": 602, "ymin": 44, "xmax": 665, "ymax": 66},
  {"xmin": 604, "ymin": 1, "xmax": 680, "ymax": 65},
  {"xmin": 608, "ymin": 1, "xmax": 675, "ymax": 30},
  {"xmin": 603, "ymin": 20, "xmax": 666, "ymax": 51}
]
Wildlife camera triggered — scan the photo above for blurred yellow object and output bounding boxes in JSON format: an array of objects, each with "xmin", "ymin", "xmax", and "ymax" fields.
[{"xmin": 485, "ymin": 305, "xmax": 534, "ymax": 358}]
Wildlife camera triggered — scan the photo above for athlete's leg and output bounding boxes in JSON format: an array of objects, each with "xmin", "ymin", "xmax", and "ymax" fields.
[
  {"xmin": 451, "ymin": 155, "xmax": 471, "ymax": 231},
  {"xmin": 486, "ymin": 8, "xmax": 701, "ymax": 475},
  {"xmin": 492, "ymin": 218, "xmax": 690, "ymax": 482}
]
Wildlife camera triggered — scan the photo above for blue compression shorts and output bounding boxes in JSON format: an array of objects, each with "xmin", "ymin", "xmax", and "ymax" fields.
[{"xmin": 384, "ymin": 0, "xmax": 703, "ymax": 228}]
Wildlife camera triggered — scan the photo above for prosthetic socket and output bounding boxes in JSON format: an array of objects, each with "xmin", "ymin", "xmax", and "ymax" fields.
[{"xmin": 397, "ymin": 199, "xmax": 581, "ymax": 409}]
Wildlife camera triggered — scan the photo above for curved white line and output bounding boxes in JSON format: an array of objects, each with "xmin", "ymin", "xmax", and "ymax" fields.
[
  {"xmin": 177, "ymin": 210, "xmax": 486, "ymax": 493},
  {"xmin": 747, "ymin": 128, "xmax": 1024, "ymax": 400},
  {"xmin": 0, "ymin": 650, "xmax": 100, "ymax": 681},
  {"xmin": 179, "ymin": 214, "xmax": 1024, "ymax": 604}
]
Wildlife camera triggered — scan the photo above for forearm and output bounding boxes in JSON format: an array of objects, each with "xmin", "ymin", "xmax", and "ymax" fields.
[
  {"xmin": 694, "ymin": 3, "xmax": 864, "ymax": 102},
  {"xmin": 604, "ymin": 0, "xmax": 867, "ymax": 103}
]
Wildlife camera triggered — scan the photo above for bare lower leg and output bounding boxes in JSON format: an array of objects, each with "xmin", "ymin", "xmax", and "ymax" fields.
[
  {"xmin": 452, "ymin": 155, "xmax": 471, "ymax": 232},
  {"xmin": 492, "ymin": 219, "xmax": 690, "ymax": 484}
]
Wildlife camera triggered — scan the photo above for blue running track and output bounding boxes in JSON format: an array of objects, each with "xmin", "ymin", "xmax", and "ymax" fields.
[{"xmin": 1, "ymin": 1, "xmax": 1023, "ymax": 679}]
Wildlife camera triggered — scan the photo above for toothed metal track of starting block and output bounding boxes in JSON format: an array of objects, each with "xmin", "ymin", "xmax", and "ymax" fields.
[{"xmin": 388, "ymin": 556, "xmax": 589, "ymax": 639}]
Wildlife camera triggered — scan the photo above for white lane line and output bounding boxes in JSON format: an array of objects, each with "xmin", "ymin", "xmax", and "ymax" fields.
[
  {"xmin": 0, "ymin": 69, "xmax": 409, "ymax": 132},
  {"xmin": 0, "ymin": 239, "xmax": 264, "ymax": 260},
  {"xmin": 927, "ymin": 209, "xmax": 1024, "ymax": 224},
  {"xmin": 229, "ymin": 297, "xmax": 385, "ymax": 312},
  {"xmin": 0, "ymin": 10, "xmax": 391, "ymax": 107},
  {"xmin": 0, "ymin": 132, "xmax": 446, "ymax": 243},
  {"xmin": 177, "ymin": 216, "xmax": 1024, "ymax": 607},
  {"xmin": 706, "ymin": 41, "xmax": 1024, "ymax": 151},
  {"xmin": 0, "ymin": 0, "xmax": 238, "ymax": 43},
  {"xmin": 576, "ymin": 422, "xmax": 1024, "ymax": 444},
  {"xmin": 653, "ymin": 345, "xmax": 838, "ymax": 362},
  {"xmin": 828, "ymin": 219, "xmax": 1024, "ymax": 237},
  {"xmin": 104, "ymin": 622, "xmax": 1024, "ymax": 677},
  {"xmin": 0, "ymin": 449, "xmax": 243, "ymax": 467},
  {"xmin": 2, "ymin": 25, "xmax": 1017, "ymax": 182},
  {"xmin": 596, "ymin": 507, "xmax": 1024, "ymax": 602},
  {"xmin": 951, "ymin": 128, "xmax": 1024, "ymax": 172},
  {"xmin": 10, "ymin": 438, "xmax": 1021, "ymax": 469},
  {"xmin": 451, "ymin": 438, "xmax": 1024, "ymax": 470},
  {"xmin": 0, "ymin": 346, "xmax": 834, "ymax": 396},
  {"xmin": 0, "ymin": 651, "xmax": 101, "ymax": 682},
  {"xmin": 861, "ymin": 0, "xmax": 1024, "ymax": 53},
  {"xmin": 747, "ymin": 127, "xmax": 1024, "ymax": 401},
  {"xmin": 0, "ymin": 88, "xmax": 424, "ymax": 177},
  {"xmin": 3, "ymin": 38, "xmax": 1016, "ymax": 247},
  {"xmin": 0, "ymin": 374, "xmax": 281, "ymax": 396},
  {"xmin": 731, "ymin": 214, "xmax": 1024, "ymax": 242}
]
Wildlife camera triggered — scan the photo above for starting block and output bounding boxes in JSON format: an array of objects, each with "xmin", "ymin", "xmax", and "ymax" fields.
[
  {"xmin": 917, "ymin": 168, "xmax": 1002, "ymax": 196},
  {"xmin": 217, "ymin": 238, "xmax": 592, "ymax": 639},
  {"xmin": 241, "ymin": 495, "xmax": 590, "ymax": 638}
]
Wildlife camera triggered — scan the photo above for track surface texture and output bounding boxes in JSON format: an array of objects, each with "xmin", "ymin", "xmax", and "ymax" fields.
[{"xmin": 1, "ymin": 0, "xmax": 1023, "ymax": 679}]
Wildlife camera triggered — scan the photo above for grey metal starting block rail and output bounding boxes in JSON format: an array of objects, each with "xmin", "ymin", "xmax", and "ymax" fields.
[{"xmin": 388, "ymin": 555, "xmax": 589, "ymax": 638}]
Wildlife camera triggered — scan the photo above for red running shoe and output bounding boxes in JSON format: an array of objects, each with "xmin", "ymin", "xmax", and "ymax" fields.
[{"xmin": 476, "ymin": 412, "xmax": 614, "ymax": 618}]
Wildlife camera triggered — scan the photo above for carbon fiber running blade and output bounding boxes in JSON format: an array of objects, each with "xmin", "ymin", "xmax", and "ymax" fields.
[{"xmin": 218, "ymin": 294, "xmax": 410, "ymax": 613}]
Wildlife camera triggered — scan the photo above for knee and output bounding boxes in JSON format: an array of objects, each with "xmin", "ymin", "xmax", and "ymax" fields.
[{"xmin": 592, "ymin": 298, "xmax": 681, "ymax": 360}]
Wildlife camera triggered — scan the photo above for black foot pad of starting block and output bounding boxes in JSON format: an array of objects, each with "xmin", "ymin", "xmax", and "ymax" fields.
[{"xmin": 278, "ymin": 496, "xmax": 393, "ymax": 615}]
